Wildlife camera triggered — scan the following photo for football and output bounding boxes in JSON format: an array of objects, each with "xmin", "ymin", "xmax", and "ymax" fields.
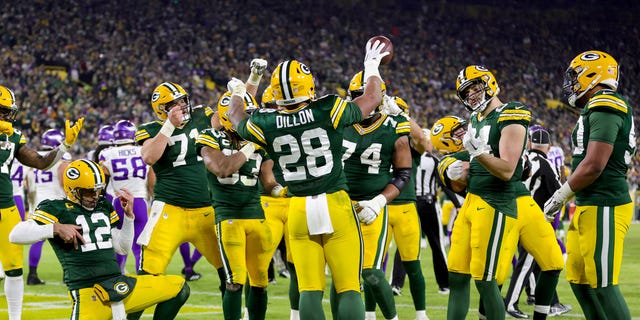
[{"xmin": 367, "ymin": 35, "xmax": 393, "ymax": 65}]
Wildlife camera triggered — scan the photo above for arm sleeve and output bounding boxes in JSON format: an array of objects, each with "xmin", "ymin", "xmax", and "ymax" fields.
[
  {"xmin": 9, "ymin": 219, "xmax": 54, "ymax": 244},
  {"xmin": 111, "ymin": 215, "xmax": 135, "ymax": 255}
]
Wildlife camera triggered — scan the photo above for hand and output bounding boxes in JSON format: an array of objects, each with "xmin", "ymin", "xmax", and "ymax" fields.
[
  {"xmin": 250, "ymin": 59, "xmax": 268, "ymax": 76},
  {"xmin": 227, "ymin": 77, "xmax": 246, "ymax": 97},
  {"xmin": 271, "ymin": 184, "xmax": 288, "ymax": 198},
  {"xmin": 116, "ymin": 187, "xmax": 135, "ymax": 219},
  {"xmin": 446, "ymin": 160, "xmax": 464, "ymax": 181},
  {"xmin": 355, "ymin": 194, "xmax": 387, "ymax": 225},
  {"xmin": 364, "ymin": 40, "xmax": 391, "ymax": 68},
  {"xmin": 53, "ymin": 223, "xmax": 85, "ymax": 249},
  {"xmin": 64, "ymin": 118, "xmax": 84, "ymax": 148},
  {"xmin": 462, "ymin": 130, "xmax": 488, "ymax": 157},
  {"xmin": 381, "ymin": 95, "xmax": 403, "ymax": 116},
  {"xmin": 543, "ymin": 183, "xmax": 574, "ymax": 222},
  {"xmin": 0, "ymin": 120, "xmax": 13, "ymax": 135}
]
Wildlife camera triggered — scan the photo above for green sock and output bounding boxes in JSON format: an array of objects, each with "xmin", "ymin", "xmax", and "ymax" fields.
[
  {"xmin": 594, "ymin": 285, "xmax": 630, "ymax": 320},
  {"xmin": 288, "ymin": 262, "xmax": 300, "ymax": 310},
  {"xmin": 533, "ymin": 270, "xmax": 559, "ymax": 319},
  {"xmin": 337, "ymin": 290, "xmax": 365, "ymax": 320},
  {"xmin": 570, "ymin": 283, "xmax": 606, "ymax": 319},
  {"xmin": 299, "ymin": 290, "xmax": 325, "ymax": 320},
  {"xmin": 127, "ymin": 311, "xmax": 144, "ymax": 320},
  {"xmin": 247, "ymin": 286, "xmax": 268, "ymax": 320},
  {"xmin": 475, "ymin": 279, "xmax": 505, "ymax": 320},
  {"xmin": 362, "ymin": 281, "xmax": 377, "ymax": 311},
  {"xmin": 362, "ymin": 268, "xmax": 397, "ymax": 319},
  {"xmin": 330, "ymin": 284, "xmax": 339, "ymax": 320},
  {"xmin": 153, "ymin": 283, "xmax": 190, "ymax": 320},
  {"xmin": 217, "ymin": 267, "xmax": 227, "ymax": 298},
  {"xmin": 403, "ymin": 260, "xmax": 426, "ymax": 310},
  {"xmin": 447, "ymin": 272, "xmax": 471, "ymax": 320},
  {"xmin": 222, "ymin": 286, "xmax": 243, "ymax": 320}
]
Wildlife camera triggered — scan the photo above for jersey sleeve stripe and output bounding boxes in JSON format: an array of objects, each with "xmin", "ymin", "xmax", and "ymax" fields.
[
  {"xmin": 135, "ymin": 130, "xmax": 150, "ymax": 142},
  {"xmin": 330, "ymin": 98, "xmax": 348, "ymax": 129},
  {"xmin": 246, "ymin": 119, "xmax": 267, "ymax": 145},
  {"xmin": 196, "ymin": 134, "xmax": 220, "ymax": 149},
  {"xmin": 498, "ymin": 110, "xmax": 531, "ymax": 123},
  {"xmin": 19, "ymin": 135, "xmax": 26, "ymax": 144},
  {"xmin": 437, "ymin": 156, "xmax": 456, "ymax": 183},
  {"xmin": 32, "ymin": 210, "xmax": 58, "ymax": 224},
  {"xmin": 395, "ymin": 121, "xmax": 411, "ymax": 134},
  {"xmin": 109, "ymin": 211, "xmax": 119, "ymax": 225},
  {"xmin": 588, "ymin": 96, "xmax": 628, "ymax": 113}
]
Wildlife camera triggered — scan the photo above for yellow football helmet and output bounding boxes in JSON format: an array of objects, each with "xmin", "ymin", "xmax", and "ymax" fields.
[
  {"xmin": 63, "ymin": 159, "xmax": 106, "ymax": 211},
  {"xmin": 0, "ymin": 85, "xmax": 19, "ymax": 122},
  {"xmin": 271, "ymin": 60, "xmax": 315, "ymax": 106},
  {"xmin": 217, "ymin": 91, "xmax": 259, "ymax": 131},
  {"xmin": 261, "ymin": 85, "xmax": 277, "ymax": 109},
  {"xmin": 456, "ymin": 65, "xmax": 500, "ymax": 113},
  {"xmin": 347, "ymin": 70, "xmax": 386, "ymax": 100},
  {"xmin": 563, "ymin": 50, "xmax": 619, "ymax": 107},
  {"xmin": 430, "ymin": 116, "xmax": 467, "ymax": 155},
  {"xmin": 150, "ymin": 82, "xmax": 191, "ymax": 121}
]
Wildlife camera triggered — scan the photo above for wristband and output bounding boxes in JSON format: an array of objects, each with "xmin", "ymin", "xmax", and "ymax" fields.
[
  {"xmin": 159, "ymin": 120, "xmax": 175, "ymax": 138},
  {"xmin": 363, "ymin": 60, "xmax": 382, "ymax": 81},
  {"xmin": 238, "ymin": 143, "xmax": 256, "ymax": 161},
  {"xmin": 247, "ymin": 72, "xmax": 262, "ymax": 86},
  {"xmin": 556, "ymin": 182, "xmax": 575, "ymax": 201}
]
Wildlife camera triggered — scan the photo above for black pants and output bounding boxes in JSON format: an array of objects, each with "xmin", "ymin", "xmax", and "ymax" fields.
[{"xmin": 390, "ymin": 196, "xmax": 449, "ymax": 289}]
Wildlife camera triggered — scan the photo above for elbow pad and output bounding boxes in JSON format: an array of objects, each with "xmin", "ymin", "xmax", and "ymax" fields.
[{"xmin": 390, "ymin": 168, "xmax": 412, "ymax": 192}]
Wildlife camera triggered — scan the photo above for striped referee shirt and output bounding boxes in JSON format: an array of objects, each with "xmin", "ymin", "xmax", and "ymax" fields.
[
  {"xmin": 524, "ymin": 149, "xmax": 561, "ymax": 208},
  {"xmin": 416, "ymin": 152, "xmax": 438, "ymax": 198}
]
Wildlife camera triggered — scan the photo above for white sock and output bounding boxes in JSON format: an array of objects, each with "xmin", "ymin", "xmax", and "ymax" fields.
[
  {"xmin": 416, "ymin": 310, "xmax": 430, "ymax": 320},
  {"xmin": 365, "ymin": 311, "xmax": 377, "ymax": 320},
  {"xmin": 387, "ymin": 315, "xmax": 399, "ymax": 320},
  {"xmin": 242, "ymin": 307, "xmax": 249, "ymax": 320},
  {"xmin": 5, "ymin": 275, "xmax": 24, "ymax": 320},
  {"xmin": 290, "ymin": 309, "xmax": 300, "ymax": 320}
]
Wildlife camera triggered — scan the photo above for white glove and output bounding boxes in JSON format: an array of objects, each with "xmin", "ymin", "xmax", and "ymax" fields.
[
  {"xmin": 462, "ymin": 130, "xmax": 489, "ymax": 157},
  {"xmin": 248, "ymin": 59, "xmax": 268, "ymax": 86},
  {"xmin": 446, "ymin": 160, "xmax": 464, "ymax": 181},
  {"xmin": 356, "ymin": 194, "xmax": 387, "ymax": 225},
  {"xmin": 543, "ymin": 182, "xmax": 574, "ymax": 222},
  {"xmin": 381, "ymin": 95, "xmax": 403, "ymax": 116},
  {"xmin": 363, "ymin": 40, "xmax": 390, "ymax": 81},
  {"xmin": 227, "ymin": 77, "xmax": 246, "ymax": 98},
  {"xmin": 238, "ymin": 142, "xmax": 256, "ymax": 161}
]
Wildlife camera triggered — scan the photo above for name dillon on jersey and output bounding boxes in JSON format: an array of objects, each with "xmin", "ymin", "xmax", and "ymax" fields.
[{"xmin": 276, "ymin": 109, "xmax": 315, "ymax": 129}]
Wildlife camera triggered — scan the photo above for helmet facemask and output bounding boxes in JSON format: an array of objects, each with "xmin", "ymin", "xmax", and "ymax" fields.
[
  {"xmin": 459, "ymin": 80, "xmax": 492, "ymax": 113},
  {"xmin": 72, "ymin": 186, "xmax": 105, "ymax": 211},
  {"xmin": 160, "ymin": 96, "xmax": 192, "ymax": 127}
]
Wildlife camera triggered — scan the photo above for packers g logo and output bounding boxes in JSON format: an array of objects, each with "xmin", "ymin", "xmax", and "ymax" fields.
[
  {"xmin": 475, "ymin": 65, "xmax": 489, "ymax": 72},
  {"xmin": 65, "ymin": 167, "xmax": 80, "ymax": 180},
  {"xmin": 300, "ymin": 63, "xmax": 311, "ymax": 75},
  {"xmin": 580, "ymin": 52, "xmax": 600, "ymax": 61},
  {"xmin": 220, "ymin": 96, "xmax": 231, "ymax": 106},
  {"xmin": 114, "ymin": 282, "xmax": 130, "ymax": 295},
  {"xmin": 151, "ymin": 92, "xmax": 160, "ymax": 102},
  {"xmin": 432, "ymin": 123, "xmax": 444, "ymax": 135}
]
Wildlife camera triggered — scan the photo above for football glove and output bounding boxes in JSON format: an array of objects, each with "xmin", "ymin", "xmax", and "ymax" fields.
[
  {"xmin": 462, "ymin": 130, "xmax": 489, "ymax": 158},
  {"xmin": 227, "ymin": 77, "xmax": 246, "ymax": 98},
  {"xmin": 446, "ymin": 160, "xmax": 465, "ymax": 181},
  {"xmin": 64, "ymin": 118, "xmax": 84, "ymax": 148},
  {"xmin": 363, "ymin": 40, "xmax": 390, "ymax": 81},
  {"xmin": 355, "ymin": 194, "xmax": 387, "ymax": 225},
  {"xmin": 0, "ymin": 120, "xmax": 13, "ymax": 136},
  {"xmin": 271, "ymin": 184, "xmax": 289, "ymax": 198},
  {"xmin": 381, "ymin": 95, "xmax": 403, "ymax": 116},
  {"xmin": 543, "ymin": 182, "xmax": 574, "ymax": 222},
  {"xmin": 248, "ymin": 59, "xmax": 268, "ymax": 86}
]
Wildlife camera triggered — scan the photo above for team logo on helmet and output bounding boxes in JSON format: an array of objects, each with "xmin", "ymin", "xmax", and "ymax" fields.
[
  {"xmin": 220, "ymin": 96, "xmax": 231, "ymax": 106},
  {"xmin": 300, "ymin": 63, "xmax": 311, "ymax": 74},
  {"xmin": 151, "ymin": 92, "xmax": 160, "ymax": 102},
  {"xmin": 580, "ymin": 52, "xmax": 600, "ymax": 61},
  {"xmin": 66, "ymin": 168, "xmax": 81, "ymax": 180},
  {"xmin": 432, "ymin": 123, "xmax": 444, "ymax": 135}
]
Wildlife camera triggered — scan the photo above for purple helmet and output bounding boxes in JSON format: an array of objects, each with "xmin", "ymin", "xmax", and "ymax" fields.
[
  {"xmin": 97, "ymin": 124, "xmax": 115, "ymax": 146},
  {"xmin": 40, "ymin": 129, "xmax": 64, "ymax": 150},
  {"xmin": 113, "ymin": 120, "xmax": 136, "ymax": 145}
]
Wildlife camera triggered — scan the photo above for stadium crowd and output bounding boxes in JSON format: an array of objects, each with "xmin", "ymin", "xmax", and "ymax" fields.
[{"xmin": 0, "ymin": 0, "xmax": 638, "ymax": 183}]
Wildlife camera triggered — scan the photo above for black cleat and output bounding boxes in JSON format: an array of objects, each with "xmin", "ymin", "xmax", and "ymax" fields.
[
  {"xmin": 27, "ymin": 273, "xmax": 45, "ymax": 285},
  {"xmin": 181, "ymin": 268, "xmax": 202, "ymax": 281},
  {"xmin": 506, "ymin": 306, "xmax": 529, "ymax": 319}
]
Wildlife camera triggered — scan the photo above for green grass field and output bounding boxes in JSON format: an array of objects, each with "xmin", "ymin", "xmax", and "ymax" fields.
[{"xmin": 3, "ymin": 223, "xmax": 640, "ymax": 319}]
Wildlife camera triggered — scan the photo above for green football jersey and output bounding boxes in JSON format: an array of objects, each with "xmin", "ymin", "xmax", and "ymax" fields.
[
  {"xmin": 135, "ymin": 113, "xmax": 211, "ymax": 208},
  {"xmin": 437, "ymin": 150, "xmax": 471, "ymax": 194},
  {"xmin": 571, "ymin": 90, "xmax": 635, "ymax": 206},
  {"xmin": 342, "ymin": 114, "xmax": 410, "ymax": 201},
  {"xmin": 467, "ymin": 102, "xmax": 531, "ymax": 217},
  {"xmin": 237, "ymin": 95, "xmax": 364, "ymax": 197},
  {"xmin": 32, "ymin": 198, "xmax": 121, "ymax": 290},
  {"xmin": 196, "ymin": 128, "xmax": 265, "ymax": 222},
  {"xmin": 0, "ymin": 130, "xmax": 26, "ymax": 209}
]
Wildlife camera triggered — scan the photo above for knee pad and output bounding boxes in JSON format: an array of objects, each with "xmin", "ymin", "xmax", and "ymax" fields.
[
  {"xmin": 226, "ymin": 283, "xmax": 243, "ymax": 292},
  {"xmin": 361, "ymin": 268, "xmax": 381, "ymax": 286}
]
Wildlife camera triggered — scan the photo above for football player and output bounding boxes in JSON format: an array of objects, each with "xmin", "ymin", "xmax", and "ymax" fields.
[
  {"xmin": 87, "ymin": 124, "xmax": 116, "ymax": 203},
  {"xmin": 226, "ymin": 40, "xmax": 389, "ymax": 319},
  {"xmin": 25, "ymin": 129, "xmax": 72, "ymax": 285},
  {"xmin": 10, "ymin": 159, "xmax": 189, "ymax": 319},
  {"xmin": 0, "ymin": 85, "xmax": 83, "ymax": 320},
  {"xmin": 100, "ymin": 120, "xmax": 153, "ymax": 273},
  {"xmin": 447, "ymin": 66, "xmax": 563, "ymax": 320},
  {"xmin": 543, "ymin": 50, "xmax": 634, "ymax": 319},
  {"xmin": 197, "ymin": 90, "xmax": 285, "ymax": 320},
  {"xmin": 341, "ymin": 71, "xmax": 411, "ymax": 320},
  {"xmin": 135, "ymin": 82, "xmax": 226, "ymax": 298}
]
